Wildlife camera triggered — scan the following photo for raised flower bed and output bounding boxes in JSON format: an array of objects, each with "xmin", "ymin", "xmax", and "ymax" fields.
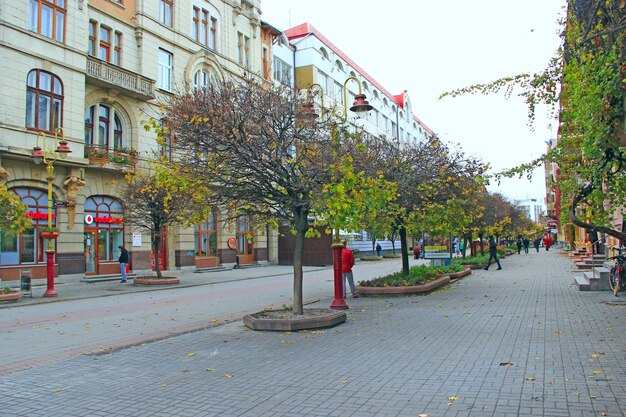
[
  {"xmin": 356, "ymin": 264, "xmax": 464, "ymax": 297},
  {"xmin": 0, "ymin": 289, "xmax": 23, "ymax": 302}
]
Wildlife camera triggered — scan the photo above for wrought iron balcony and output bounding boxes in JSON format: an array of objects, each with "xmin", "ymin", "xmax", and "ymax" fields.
[{"xmin": 86, "ymin": 57, "xmax": 155, "ymax": 101}]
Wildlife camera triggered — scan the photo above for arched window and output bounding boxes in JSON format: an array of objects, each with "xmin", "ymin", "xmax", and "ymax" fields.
[
  {"xmin": 383, "ymin": 98, "xmax": 388, "ymax": 107},
  {"xmin": 373, "ymin": 90, "xmax": 379, "ymax": 100},
  {"xmin": 85, "ymin": 104, "xmax": 127, "ymax": 151},
  {"xmin": 319, "ymin": 47, "xmax": 329, "ymax": 60},
  {"xmin": 0, "ymin": 187, "xmax": 55, "ymax": 265},
  {"xmin": 195, "ymin": 209, "xmax": 218, "ymax": 257},
  {"xmin": 193, "ymin": 69, "xmax": 213, "ymax": 90},
  {"xmin": 362, "ymin": 81, "xmax": 369, "ymax": 91},
  {"xmin": 84, "ymin": 196, "xmax": 124, "ymax": 263},
  {"xmin": 334, "ymin": 60, "xmax": 344, "ymax": 72},
  {"xmin": 26, "ymin": 69, "xmax": 63, "ymax": 133}
]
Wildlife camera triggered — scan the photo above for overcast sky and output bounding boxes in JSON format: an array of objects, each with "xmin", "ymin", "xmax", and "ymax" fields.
[{"xmin": 260, "ymin": 0, "xmax": 566, "ymax": 204}]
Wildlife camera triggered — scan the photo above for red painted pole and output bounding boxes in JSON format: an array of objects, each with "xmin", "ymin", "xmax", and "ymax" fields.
[
  {"xmin": 330, "ymin": 243, "xmax": 348, "ymax": 310},
  {"xmin": 43, "ymin": 250, "xmax": 57, "ymax": 297}
]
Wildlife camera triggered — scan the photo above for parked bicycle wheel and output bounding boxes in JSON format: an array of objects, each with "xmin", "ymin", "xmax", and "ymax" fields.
[{"xmin": 609, "ymin": 266, "xmax": 625, "ymax": 294}]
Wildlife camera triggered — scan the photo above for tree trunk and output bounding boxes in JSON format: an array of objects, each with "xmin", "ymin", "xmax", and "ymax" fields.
[
  {"xmin": 569, "ymin": 182, "xmax": 626, "ymax": 242},
  {"xmin": 153, "ymin": 227, "xmax": 162, "ymax": 279},
  {"xmin": 400, "ymin": 226, "xmax": 409, "ymax": 276},
  {"xmin": 292, "ymin": 207, "xmax": 308, "ymax": 315}
]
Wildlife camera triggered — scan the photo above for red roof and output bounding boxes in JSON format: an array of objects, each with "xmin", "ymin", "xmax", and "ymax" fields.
[{"xmin": 285, "ymin": 22, "xmax": 435, "ymax": 135}]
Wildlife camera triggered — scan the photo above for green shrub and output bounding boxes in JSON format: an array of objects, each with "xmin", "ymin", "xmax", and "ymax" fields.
[
  {"xmin": 452, "ymin": 254, "xmax": 489, "ymax": 265},
  {"xmin": 359, "ymin": 264, "xmax": 463, "ymax": 287}
]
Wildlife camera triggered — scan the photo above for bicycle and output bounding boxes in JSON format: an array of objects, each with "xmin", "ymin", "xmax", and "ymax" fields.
[{"xmin": 608, "ymin": 246, "xmax": 626, "ymax": 296}]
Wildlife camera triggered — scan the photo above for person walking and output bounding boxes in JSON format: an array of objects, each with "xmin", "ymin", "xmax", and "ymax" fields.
[
  {"xmin": 545, "ymin": 235, "xmax": 552, "ymax": 251},
  {"xmin": 484, "ymin": 236, "xmax": 502, "ymax": 270},
  {"xmin": 533, "ymin": 237, "xmax": 541, "ymax": 252},
  {"xmin": 118, "ymin": 245, "xmax": 129, "ymax": 283},
  {"xmin": 342, "ymin": 240, "xmax": 358, "ymax": 298},
  {"xmin": 413, "ymin": 245, "xmax": 421, "ymax": 260},
  {"xmin": 523, "ymin": 237, "xmax": 530, "ymax": 254},
  {"xmin": 376, "ymin": 243, "xmax": 382, "ymax": 257},
  {"xmin": 516, "ymin": 237, "xmax": 522, "ymax": 255}
]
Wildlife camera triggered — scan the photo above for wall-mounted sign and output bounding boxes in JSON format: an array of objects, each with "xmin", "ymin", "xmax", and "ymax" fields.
[
  {"xmin": 84, "ymin": 214, "xmax": 94, "ymax": 224},
  {"xmin": 227, "ymin": 237, "xmax": 237, "ymax": 250},
  {"xmin": 26, "ymin": 211, "xmax": 55, "ymax": 220},
  {"xmin": 93, "ymin": 216, "xmax": 123, "ymax": 224},
  {"xmin": 132, "ymin": 233, "xmax": 142, "ymax": 247}
]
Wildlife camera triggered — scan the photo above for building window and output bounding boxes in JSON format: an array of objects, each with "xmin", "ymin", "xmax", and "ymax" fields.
[
  {"xmin": 88, "ymin": 21, "xmax": 122, "ymax": 65},
  {"xmin": 334, "ymin": 82, "xmax": 344, "ymax": 104},
  {"xmin": 272, "ymin": 56, "xmax": 292, "ymax": 87},
  {"xmin": 29, "ymin": 0, "xmax": 66, "ymax": 42},
  {"xmin": 209, "ymin": 17, "xmax": 217, "ymax": 50},
  {"xmin": 159, "ymin": 0, "xmax": 173, "ymax": 26},
  {"xmin": 319, "ymin": 47, "xmax": 329, "ymax": 60},
  {"xmin": 84, "ymin": 104, "xmax": 125, "ymax": 153},
  {"xmin": 88, "ymin": 20, "xmax": 97, "ymax": 56},
  {"xmin": 158, "ymin": 119, "xmax": 172, "ymax": 160},
  {"xmin": 0, "ymin": 188, "xmax": 56, "ymax": 266},
  {"xmin": 193, "ymin": 69, "xmax": 212, "ymax": 90},
  {"xmin": 113, "ymin": 32, "xmax": 122, "ymax": 65},
  {"xmin": 195, "ymin": 210, "xmax": 218, "ymax": 257},
  {"xmin": 318, "ymin": 71, "xmax": 331, "ymax": 96},
  {"xmin": 192, "ymin": 6, "xmax": 199, "ymax": 40},
  {"xmin": 158, "ymin": 48, "xmax": 173, "ymax": 91},
  {"xmin": 26, "ymin": 69, "xmax": 63, "ymax": 133},
  {"xmin": 237, "ymin": 32, "xmax": 249, "ymax": 68},
  {"xmin": 99, "ymin": 26, "xmax": 111, "ymax": 61}
]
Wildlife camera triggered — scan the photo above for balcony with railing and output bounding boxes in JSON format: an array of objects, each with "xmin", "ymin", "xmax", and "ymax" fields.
[
  {"xmin": 86, "ymin": 57, "xmax": 155, "ymax": 101},
  {"xmin": 85, "ymin": 144, "xmax": 138, "ymax": 170}
]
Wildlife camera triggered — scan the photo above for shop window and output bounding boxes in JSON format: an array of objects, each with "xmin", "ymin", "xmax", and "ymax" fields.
[
  {"xmin": 0, "ymin": 187, "xmax": 55, "ymax": 266},
  {"xmin": 195, "ymin": 210, "xmax": 217, "ymax": 257},
  {"xmin": 84, "ymin": 196, "xmax": 124, "ymax": 262}
]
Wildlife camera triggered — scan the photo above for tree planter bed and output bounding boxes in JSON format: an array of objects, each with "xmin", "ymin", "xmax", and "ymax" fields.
[
  {"xmin": 134, "ymin": 277, "xmax": 180, "ymax": 286},
  {"xmin": 448, "ymin": 267, "xmax": 472, "ymax": 279},
  {"xmin": 468, "ymin": 264, "xmax": 487, "ymax": 270},
  {"xmin": 243, "ymin": 309, "xmax": 346, "ymax": 331},
  {"xmin": 356, "ymin": 275, "xmax": 451, "ymax": 297},
  {"xmin": 0, "ymin": 292, "xmax": 23, "ymax": 302},
  {"xmin": 360, "ymin": 256, "xmax": 383, "ymax": 262}
]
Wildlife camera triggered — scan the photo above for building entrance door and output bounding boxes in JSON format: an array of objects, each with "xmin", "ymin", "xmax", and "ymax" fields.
[{"xmin": 84, "ymin": 230, "xmax": 97, "ymax": 274}]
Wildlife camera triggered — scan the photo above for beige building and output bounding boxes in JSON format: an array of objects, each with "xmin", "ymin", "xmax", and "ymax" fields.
[{"xmin": 0, "ymin": 0, "xmax": 277, "ymax": 281}]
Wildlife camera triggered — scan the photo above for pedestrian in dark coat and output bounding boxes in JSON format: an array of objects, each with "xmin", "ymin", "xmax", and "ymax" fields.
[
  {"xmin": 118, "ymin": 245, "xmax": 129, "ymax": 283},
  {"xmin": 523, "ymin": 237, "xmax": 530, "ymax": 254},
  {"xmin": 484, "ymin": 237, "xmax": 502, "ymax": 270},
  {"xmin": 533, "ymin": 238, "xmax": 541, "ymax": 252},
  {"xmin": 376, "ymin": 243, "xmax": 382, "ymax": 257},
  {"xmin": 516, "ymin": 237, "xmax": 522, "ymax": 254}
]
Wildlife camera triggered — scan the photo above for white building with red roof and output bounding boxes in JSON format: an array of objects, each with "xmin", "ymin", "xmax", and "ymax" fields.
[{"xmin": 274, "ymin": 22, "xmax": 437, "ymax": 147}]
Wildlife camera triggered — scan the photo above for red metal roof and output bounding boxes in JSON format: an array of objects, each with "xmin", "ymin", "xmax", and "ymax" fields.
[{"xmin": 285, "ymin": 22, "xmax": 435, "ymax": 135}]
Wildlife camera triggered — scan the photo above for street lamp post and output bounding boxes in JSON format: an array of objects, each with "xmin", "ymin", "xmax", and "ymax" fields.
[
  {"xmin": 31, "ymin": 128, "xmax": 71, "ymax": 297},
  {"xmin": 305, "ymin": 76, "xmax": 373, "ymax": 310}
]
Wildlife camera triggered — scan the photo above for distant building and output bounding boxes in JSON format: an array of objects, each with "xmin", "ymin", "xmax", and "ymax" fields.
[{"xmin": 514, "ymin": 199, "xmax": 545, "ymax": 223}]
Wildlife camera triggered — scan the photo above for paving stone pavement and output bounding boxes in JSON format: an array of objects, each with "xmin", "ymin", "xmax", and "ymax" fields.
[{"xmin": 0, "ymin": 250, "xmax": 624, "ymax": 417}]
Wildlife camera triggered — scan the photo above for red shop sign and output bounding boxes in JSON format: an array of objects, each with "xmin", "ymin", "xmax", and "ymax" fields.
[
  {"xmin": 93, "ymin": 216, "xmax": 123, "ymax": 224},
  {"xmin": 26, "ymin": 211, "xmax": 55, "ymax": 220}
]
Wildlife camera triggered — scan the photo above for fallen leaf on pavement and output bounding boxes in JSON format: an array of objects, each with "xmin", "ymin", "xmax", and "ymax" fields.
[
  {"xmin": 224, "ymin": 374, "xmax": 234, "ymax": 378},
  {"xmin": 187, "ymin": 352, "xmax": 195, "ymax": 357},
  {"xmin": 526, "ymin": 377, "xmax": 536, "ymax": 381},
  {"xmin": 53, "ymin": 388, "xmax": 62, "ymax": 392},
  {"xmin": 205, "ymin": 368, "xmax": 214, "ymax": 372}
]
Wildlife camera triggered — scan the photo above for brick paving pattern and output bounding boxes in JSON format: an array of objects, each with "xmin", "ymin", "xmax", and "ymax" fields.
[{"xmin": 0, "ymin": 250, "xmax": 624, "ymax": 416}]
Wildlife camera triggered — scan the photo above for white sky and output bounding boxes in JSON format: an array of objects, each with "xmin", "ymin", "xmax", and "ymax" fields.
[{"xmin": 260, "ymin": 0, "xmax": 566, "ymax": 204}]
